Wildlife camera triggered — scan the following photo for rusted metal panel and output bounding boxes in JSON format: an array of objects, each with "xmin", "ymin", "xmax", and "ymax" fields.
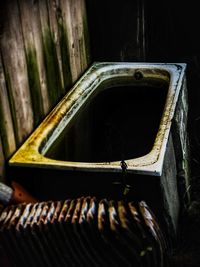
[{"xmin": 0, "ymin": 198, "xmax": 168, "ymax": 266}]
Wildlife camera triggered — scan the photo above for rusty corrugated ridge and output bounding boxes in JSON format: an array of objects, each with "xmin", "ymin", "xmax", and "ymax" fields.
[{"xmin": 0, "ymin": 198, "xmax": 168, "ymax": 267}]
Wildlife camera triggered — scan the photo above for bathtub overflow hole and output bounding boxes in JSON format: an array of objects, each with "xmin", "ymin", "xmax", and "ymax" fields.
[{"xmin": 134, "ymin": 71, "xmax": 143, "ymax": 80}]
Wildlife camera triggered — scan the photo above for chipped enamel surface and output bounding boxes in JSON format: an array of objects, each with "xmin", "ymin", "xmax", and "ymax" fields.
[{"xmin": 9, "ymin": 62, "xmax": 186, "ymax": 176}]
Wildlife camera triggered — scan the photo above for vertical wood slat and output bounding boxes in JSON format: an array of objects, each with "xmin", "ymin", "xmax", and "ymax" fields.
[
  {"xmin": 0, "ymin": 0, "xmax": 34, "ymax": 146},
  {"xmin": 38, "ymin": 0, "xmax": 63, "ymax": 108},
  {"xmin": 30, "ymin": 1, "xmax": 50, "ymax": 116},
  {"xmin": 73, "ymin": 0, "xmax": 91, "ymax": 73},
  {"xmin": 59, "ymin": 0, "xmax": 91, "ymax": 83},
  {"xmin": 0, "ymin": 135, "xmax": 5, "ymax": 182},
  {"xmin": 50, "ymin": 0, "xmax": 73, "ymax": 92},
  {"xmin": 47, "ymin": 0, "xmax": 65, "ymax": 93},
  {"xmin": 18, "ymin": 0, "xmax": 50, "ymax": 119},
  {"xmin": 0, "ymin": 54, "xmax": 16, "ymax": 159},
  {"xmin": 18, "ymin": 0, "xmax": 44, "ymax": 126},
  {"xmin": 59, "ymin": 0, "xmax": 77, "ymax": 82}
]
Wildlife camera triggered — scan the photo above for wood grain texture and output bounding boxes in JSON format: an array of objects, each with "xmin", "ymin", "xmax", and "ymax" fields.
[
  {"xmin": 0, "ymin": 135, "xmax": 5, "ymax": 182},
  {"xmin": 19, "ymin": 0, "xmax": 44, "ymax": 126},
  {"xmin": 19, "ymin": 0, "xmax": 50, "ymax": 117},
  {"xmin": 60, "ymin": 0, "xmax": 91, "ymax": 82},
  {"xmin": 0, "ymin": 0, "xmax": 91, "ymax": 164},
  {"xmin": 0, "ymin": 0, "xmax": 34, "ymax": 146},
  {"xmin": 39, "ymin": 0, "xmax": 63, "ymax": 108},
  {"xmin": 47, "ymin": 0, "xmax": 65, "ymax": 92},
  {"xmin": 0, "ymin": 54, "xmax": 16, "ymax": 158}
]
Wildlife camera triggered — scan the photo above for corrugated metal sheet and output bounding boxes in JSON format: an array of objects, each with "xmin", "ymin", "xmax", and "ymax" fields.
[{"xmin": 0, "ymin": 198, "xmax": 168, "ymax": 266}]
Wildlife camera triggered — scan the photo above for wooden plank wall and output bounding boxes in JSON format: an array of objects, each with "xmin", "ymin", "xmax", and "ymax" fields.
[{"xmin": 0, "ymin": 0, "xmax": 91, "ymax": 180}]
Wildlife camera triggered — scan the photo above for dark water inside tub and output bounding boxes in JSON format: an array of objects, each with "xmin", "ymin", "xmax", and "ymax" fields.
[{"xmin": 45, "ymin": 84, "xmax": 168, "ymax": 162}]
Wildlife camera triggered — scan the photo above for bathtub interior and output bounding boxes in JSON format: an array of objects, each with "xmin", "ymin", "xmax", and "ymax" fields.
[{"xmin": 45, "ymin": 82, "xmax": 168, "ymax": 163}]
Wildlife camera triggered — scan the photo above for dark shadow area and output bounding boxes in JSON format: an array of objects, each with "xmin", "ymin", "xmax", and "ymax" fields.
[{"xmin": 85, "ymin": 1, "xmax": 200, "ymax": 266}]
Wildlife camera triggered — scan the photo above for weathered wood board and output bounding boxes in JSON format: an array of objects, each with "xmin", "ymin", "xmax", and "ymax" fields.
[{"xmin": 0, "ymin": 0, "xmax": 91, "ymax": 167}]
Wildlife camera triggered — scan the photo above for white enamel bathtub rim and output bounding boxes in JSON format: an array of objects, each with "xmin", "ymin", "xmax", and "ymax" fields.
[{"xmin": 9, "ymin": 62, "xmax": 187, "ymax": 176}]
